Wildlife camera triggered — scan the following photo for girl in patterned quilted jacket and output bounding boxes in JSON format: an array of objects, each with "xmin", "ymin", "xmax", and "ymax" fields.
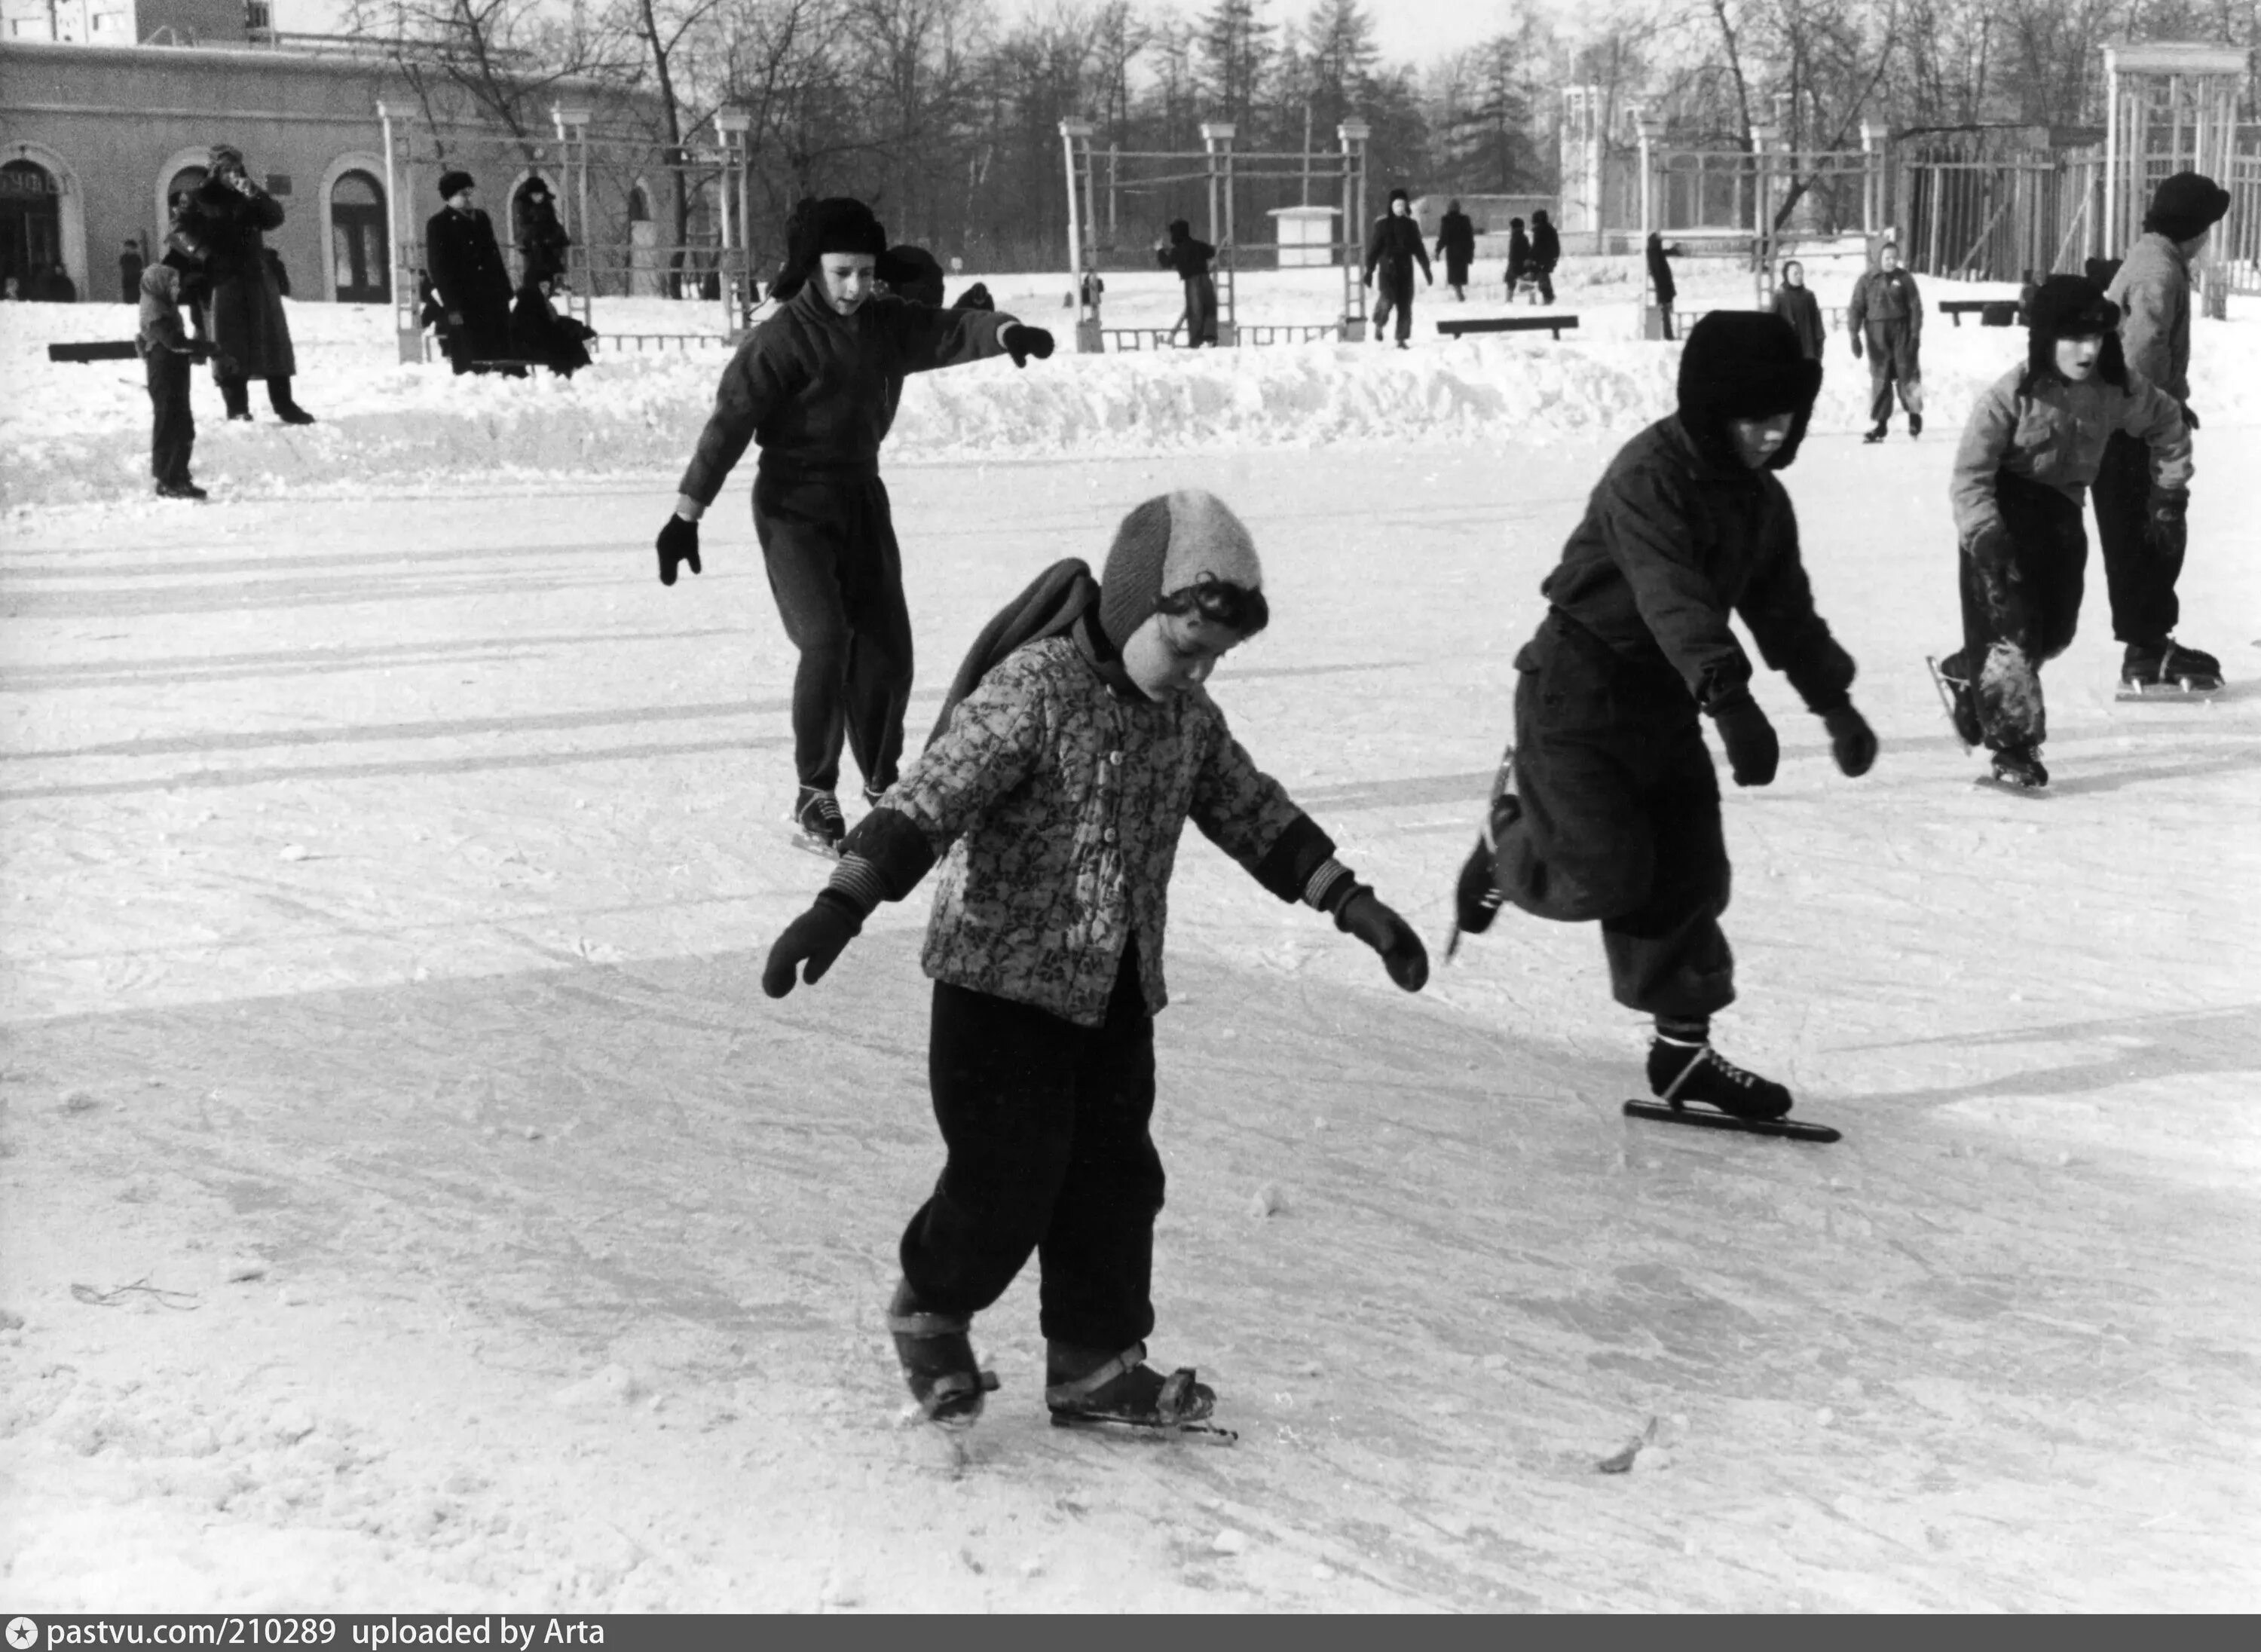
[{"xmin": 760, "ymin": 490, "xmax": 1430, "ymax": 1433}]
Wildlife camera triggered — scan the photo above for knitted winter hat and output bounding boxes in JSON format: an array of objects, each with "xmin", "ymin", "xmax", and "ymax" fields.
[
  {"xmin": 1676, "ymin": 311, "xmax": 1821, "ymax": 471},
  {"xmin": 2025, "ymin": 274, "xmax": 2127, "ymax": 386},
  {"xmin": 1098, "ymin": 491, "xmax": 1265, "ymax": 649},
  {"xmin": 879, "ymin": 243, "xmax": 944, "ymax": 307},
  {"xmin": 438, "ymin": 170, "xmax": 475, "ymax": 200},
  {"xmin": 2144, "ymin": 171, "xmax": 2231, "ymax": 243}
]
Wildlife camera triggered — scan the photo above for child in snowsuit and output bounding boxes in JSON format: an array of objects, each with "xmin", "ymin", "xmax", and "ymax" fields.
[
  {"xmin": 139, "ymin": 248, "xmax": 210, "ymax": 500},
  {"xmin": 1157, "ymin": 219, "xmax": 1219, "ymax": 347},
  {"xmin": 1849, "ymin": 240, "xmax": 1923, "ymax": 441},
  {"xmin": 658, "ymin": 197, "xmax": 1054, "ymax": 853},
  {"xmin": 761, "ymin": 491, "xmax": 1430, "ymax": 1430},
  {"xmin": 1933, "ymin": 275, "xmax": 2192, "ymax": 789},
  {"xmin": 1450, "ymin": 311, "xmax": 1877, "ymax": 1121},
  {"xmin": 1363, "ymin": 186, "xmax": 1431, "ymax": 347}
]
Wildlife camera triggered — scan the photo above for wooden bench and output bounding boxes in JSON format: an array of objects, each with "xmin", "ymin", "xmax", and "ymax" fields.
[
  {"xmin": 1436, "ymin": 314, "xmax": 1580, "ymax": 341},
  {"xmin": 48, "ymin": 340, "xmax": 145, "ymax": 363},
  {"xmin": 1940, "ymin": 299, "xmax": 2019, "ymax": 327}
]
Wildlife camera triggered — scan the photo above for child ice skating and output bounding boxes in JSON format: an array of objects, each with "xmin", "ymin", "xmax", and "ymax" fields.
[
  {"xmin": 657, "ymin": 197, "xmax": 1054, "ymax": 855},
  {"xmin": 1932, "ymin": 275, "xmax": 2192, "ymax": 789},
  {"xmin": 760, "ymin": 491, "xmax": 1430, "ymax": 1431},
  {"xmin": 1449, "ymin": 312, "xmax": 1877, "ymax": 1124}
]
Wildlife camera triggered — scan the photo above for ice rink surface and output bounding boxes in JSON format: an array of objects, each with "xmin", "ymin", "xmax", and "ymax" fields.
[{"xmin": 3, "ymin": 274, "xmax": 2259, "ymax": 1610}]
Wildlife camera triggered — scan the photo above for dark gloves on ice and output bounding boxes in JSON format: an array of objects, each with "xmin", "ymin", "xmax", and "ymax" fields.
[
  {"xmin": 1332, "ymin": 887, "xmax": 1430, "ymax": 993},
  {"xmin": 656, "ymin": 513, "xmax": 701, "ymax": 586},
  {"xmin": 1005, "ymin": 324, "xmax": 1054, "ymax": 367},
  {"xmin": 2146, "ymin": 490, "xmax": 2189, "ymax": 561},
  {"xmin": 1822, "ymin": 705, "xmax": 1878, "ymax": 778},
  {"xmin": 760, "ymin": 892, "xmax": 863, "ymax": 998},
  {"xmin": 1708, "ymin": 689, "xmax": 1780, "ymax": 788}
]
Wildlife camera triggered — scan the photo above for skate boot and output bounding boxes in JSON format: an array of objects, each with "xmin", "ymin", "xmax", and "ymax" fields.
[
  {"xmin": 1046, "ymin": 1340, "xmax": 1221, "ymax": 1433},
  {"xmin": 788, "ymin": 785, "xmax": 846, "ymax": 858},
  {"xmin": 859, "ymin": 778, "xmax": 895, "ymax": 810},
  {"xmin": 1862, "ymin": 421, "xmax": 1889, "ymax": 444},
  {"xmin": 885, "ymin": 1279, "xmax": 998, "ymax": 1429},
  {"xmin": 1447, "ymin": 745, "xmax": 1519, "ymax": 959},
  {"xmin": 1908, "ymin": 412, "xmax": 1923, "ymax": 438},
  {"xmin": 1926, "ymin": 656, "xmax": 1982, "ymax": 748},
  {"xmin": 2120, "ymin": 636, "xmax": 2223, "ymax": 696},
  {"xmin": 1647, "ymin": 1037, "xmax": 1794, "ymax": 1121},
  {"xmin": 1988, "ymin": 745, "xmax": 2048, "ymax": 789}
]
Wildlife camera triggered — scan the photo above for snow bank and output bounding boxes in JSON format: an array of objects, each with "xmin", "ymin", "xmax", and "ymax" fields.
[{"xmin": 8, "ymin": 262, "xmax": 2257, "ymax": 509}]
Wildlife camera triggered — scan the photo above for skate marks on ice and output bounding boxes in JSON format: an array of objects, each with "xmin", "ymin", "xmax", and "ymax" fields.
[{"xmin": 8, "ymin": 935, "xmax": 2259, "ymax": 1608}]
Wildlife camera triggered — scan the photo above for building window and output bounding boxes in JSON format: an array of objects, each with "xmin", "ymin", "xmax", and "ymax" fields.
[
  {"xmin": 330, "ymin": 170, "xmax": 390, "ymax": 304},
  {"xmin": 245, "ymin": 1, "xmax": 271, "ymax": 29},
  {"xmin": 2, "ymin": 159, "xmax": 63, "ymax": 300}
]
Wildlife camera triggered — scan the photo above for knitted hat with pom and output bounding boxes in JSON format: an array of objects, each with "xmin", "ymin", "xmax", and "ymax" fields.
[
  {"xmin": 2144, "ymin": 171, "xmax": 2231, "ymax": 243},
  {"xmin": 1098, "ymin": 491, "xmax": 1265, "ymax": 648}
]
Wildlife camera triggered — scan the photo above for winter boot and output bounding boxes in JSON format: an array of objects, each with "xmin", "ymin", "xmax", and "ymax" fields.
[
  {"xmin": 218, "ymin": 375, "xmax": 253, "ymax": 421},
  {"xmin": 1647, "ymin": 1036, "xmax": 1794, "ymax": 1121},
  {"xmin": 155, "ymin": 480, "xmax": 209, "ymax": 501},
  {"xmin": 1908, "ymin": 411, "xmax": 1923, "ymax": 438},
  {"xmin": 268, "ymin": 377, "xmax": 317, "ymax": 425},
  {"xmin": 885, "ymin": 1279, "xmax": 998, "ymax": 1429},
  {"xmin": 1862, "ymin": 421, "xmax": 1889, "ymax": 444},
  {"xmin": 1046, "ymin": 1340, "xmax": 1216, "ymax": 1429},
  {"xmin": 1989, "ymin": 745, "xmax": 2049, "ymax": 789},
  {"xmin": 788, "ymin": 785, "xmax": 846, "ymax": 857},
  {"xmin": 2122, "ymin": 636, "xmax": 2223, "ymax": 693}
]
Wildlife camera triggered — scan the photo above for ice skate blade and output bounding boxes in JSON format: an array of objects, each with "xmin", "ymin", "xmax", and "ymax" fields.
[
  {"xmin": 1623, "ymin": 1099, "xmax": 1840, "ymax": 1143},
  {"xmin": 788, "ymin": 831, "xmax": 843, "ymax": 859},
  {"xmin": 2116, "ymin": 680, "xmax": 2222, "ymax": 701},
  {"xmin": 1974, "ymin": 774, "xmax": 2051, "ymax": 798},
  {"xmin": 1048, "ymin": 1411, "xmax": 1238, "ymax": 1443}
]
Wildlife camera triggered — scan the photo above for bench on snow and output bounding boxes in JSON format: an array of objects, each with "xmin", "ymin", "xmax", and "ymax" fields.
[
  {"xmin": 1939, "ymin": 299, "xmax": 2020, "ymax": 327},
  {"xmin": 48, "ymin": 340, "xmax": 151, "ymax": 363},
  {"xmin": 1436, "ymin": 314, "xmax": 1580, "ymax": 341}
]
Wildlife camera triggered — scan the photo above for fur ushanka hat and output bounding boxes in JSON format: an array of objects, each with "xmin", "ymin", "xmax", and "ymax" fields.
[
  {"xmin": 438, "ymin": 170, "xmax": 476, "ymax": 200},
  {"xmin": 1676, "ymin": 310, "xmax": 1822, "ymax": 472},
  {"xmin": 771, "ymin": 196, "xmax": 888, "ymax": 301},
  {"xmin": 2024, "ymin": 274, "xmax": 2127, "ymax": 387}
]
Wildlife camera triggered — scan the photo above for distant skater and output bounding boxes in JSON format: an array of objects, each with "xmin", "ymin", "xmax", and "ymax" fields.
[
  {"xmin": 1436, "ymin": 198, "xmax": 1476, "ymax": 300},
  {"xmin": 1157, "ymin": 219, "xmax": 1219, "ymax": 347},
  {"xmin": 1364, "ymin": 187, "xmax": 1431, "ymax": 349}
]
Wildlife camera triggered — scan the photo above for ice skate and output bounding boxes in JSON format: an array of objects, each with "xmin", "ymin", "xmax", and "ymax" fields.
[
  {"xmin": 1925, "ymin": 656, "xmax": 1981, "ymax": 749},
  {"xmin": 1986, "ymin": 745, "xmax": 2049, "ymax": 791},
  {"xmin": 1908, "ymin": 412, "xmax": 1923, "ymax": 438},
  {"xmin": 1862, "ymin": 422, "xmax": 1888, "ymax": 444},
  {"xmin": 2118, "ymin": 636, "xmax": 2223, "ymax": 699},
  {"xmin": 885, "ymin": 1280, "xmax": 999, "ymax": 1430},
  {"xmin": 1446, "ymin": 744, "xmax": 1517, "ymax": 959},
  {"xmin": 1645, "ymin": 1037, "xmax": 1794, "ymax": 1121},
  {"xmin": 1046, "ymin": 1341, "xmax": 1234, "ymax": 1442},
  {"xmin": 788, "ymin": 785, "xmax": 846, "ymax": 858}
]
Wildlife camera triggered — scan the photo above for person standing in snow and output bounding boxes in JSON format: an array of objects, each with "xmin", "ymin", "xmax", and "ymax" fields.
[
  {"xmin": 1449, "ymin": 311, "xmax": 1877, "ymax": 1122},
  {"xmin": 760, "ymin": 491, "xmax": 1430, "ymax": 1431},
  {"xmin": 1156, "ymin": 219, "xmax": 1219, "ymax": 347},
  {"xmin": 139, "ymin": 243, "xmax": 212, "ymax": 500},
  {"xmin": 173, "ymin": 144, "xmax": 313, "ymax": 424},
  {"xmin": 1363, "ymin": 186, "xmax": 1431, "ymax": 349},
  {"xmin": 1528, "ymin": 208, "xmax": 1560, "ymax": 304},
  {"xmin": 655, "ymin": 196, "xmax": 1055, "ymax": 855},
  {"xmin": 1645, "ymin": 231, "xmax": 1678, "ymax": 340},
  {"xmin": 119, "ymin": 237, "xmax": 145, "ymax": 306},
  {"xmin": 516, "ymin": 177, "xmax": 572, "ymax": 289},
  {"xmin": 425, "ymin": 170, "xmax": 518, "ymax": 377},
  {"xmin": 1771, "ymin": 259, "xmax": 1826, "ymax": 360},
  {"xmin": 1847, "ymin": 240, "xmax": 1923, "ymax": 442},
  {"xmin": 1932, "ymin": 277, "xmax": 2192, "ymax": 790},
  {"xmin": 2094, "ymin": 170, "xmax": 2231, "ymax": 693},
  {"xmin": 1436, "ymin": 198, "xmax": 1476, "ymax": 301},
  {"xmin": 1505, "ymin": 218, "xmax": 1534, "ymax": 301}
]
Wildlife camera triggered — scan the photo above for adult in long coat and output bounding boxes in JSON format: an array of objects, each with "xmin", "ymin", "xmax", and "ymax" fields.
[
  {"xmin": 427, "ymin": 170, "xmax": 517, "ymax": 375},
  {"xmin": 1528, "ymin": 209, "xmax": 1561, "ymax": 304},
  {"xmin": 516, "ymin": 178, "xmax": 573, "ymax": 287},
  {"xmin": 1363, "ymin": 187, "xmax": 1431, "ymax": 347},
  {"xmin": 1435, "ymin": 199, "xmax": 1476, "ymax": 299},
  {"xmin": 1770, "ymin": 259, "xmax": 1826, "ymax": 360},
  {"xmin": 172, "ymin": 145, "xmax": 312, "ymax": 422}
]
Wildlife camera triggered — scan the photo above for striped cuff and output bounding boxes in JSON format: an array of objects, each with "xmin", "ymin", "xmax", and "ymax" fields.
[
  {"xmin": 825, "ymin": 855, "xmax": 889, "ymax": 919},
  {"xmin": 1302, "ymin": 857, "xmax": 1356, "ymax": 913}
]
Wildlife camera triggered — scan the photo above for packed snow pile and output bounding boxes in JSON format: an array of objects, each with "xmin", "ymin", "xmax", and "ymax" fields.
[{"xmin": 7, "ymin": 260, "xmax": 2256, "ymax": 509}]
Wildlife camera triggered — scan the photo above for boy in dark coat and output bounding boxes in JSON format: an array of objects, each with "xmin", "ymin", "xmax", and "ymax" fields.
[
  {"xmin": 1848, "ymin": 240, "xmax": 1923, "ymax": 442},
  {"xmin": 1436, "ymin": 199, "xmax": 1476, "ymax": 299},
  {"xmin": 426, "ymin": 170, "xmax": 518, "ymax": 376},
  {"xmin": 1770, "ymin": 259, "xmax": 1826, "ymax": 359},
  {"xmin": 1645, "ymin": 232, "xmax": 1678, "ymax": 339},
  {"xmin": 1933, "ymin": 277, "xmax": 2192, "ymax": 788},
  {"xmin": 1450, "ymin": 312, "xmax": 1877, "ymax": 1121},
  {"xmin": 1528, "ymin": 209, "xmax": 1560, "ymax": 304},
  {"xmin": 139, "ymin": 246, "xmax": 212, "ymax": 500},
  {"xmin": 1156, "ymin": 219, "xmax": 1219, "ymax": 346},
  {"xmin": 761, "ymin": 491, "xmax": 1430, "ymax": 1431},
  {"xmin": 2094, "ymin": 170, "xmax": 2231, "ymax": 692},
  {"xmin": 1364, "ymin": 186, "xmax": 1431, "ymax": 347},
  {"xmin": 173, "ymin": 145, "xmax": 312, "ymax": 424},
  {"xmin": 656, "ymin": 197, "xmax": 1055, "ymax": 854}
]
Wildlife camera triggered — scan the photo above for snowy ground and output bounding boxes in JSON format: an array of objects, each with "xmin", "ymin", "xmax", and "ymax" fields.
[{"xmin": 3, "ymin": 264, "xmax": 2260, "ymax": 1612}]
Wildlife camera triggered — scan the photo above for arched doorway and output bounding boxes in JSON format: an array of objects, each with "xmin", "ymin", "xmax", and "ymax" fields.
[
  {"xmin": 2, "ymin": 158, "xmax": 65, "ymax": 298},
  {"xmin": 330, "ymin": 170, "xmax": 389, "ymax": 303}
]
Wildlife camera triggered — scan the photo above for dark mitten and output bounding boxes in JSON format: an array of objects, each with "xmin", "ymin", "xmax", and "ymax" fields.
[
  {"xmin": 1708, "ymin": 689, "xmax": 1780, "ymax": 788},
  {"xmin": 656, "ymin": 513, "xmax": 701, "ymax": 586},
  {"xmin": 1333, "ymin": 887, "xmax": 1430, "ymax": 993},
  {"xmin": 1849, "ymin": 333, "xmax": 1863, "ymax": 359},
  {"xmin": 1005, "ymin": 324, "xmax": 1054, "ymax": 366},
  {"xmin": 761, "ymin": 892, "xmax": 862, "ymax": 998},
  {"xmin": 2146, "ymin": 490, "xmax": 2189, "ymax": 561},
  {"xmin": 2180, "ymin": 402, "xmax": 2201, "ymax": 432},
  {"xmin": 1822, "ymin": 705, "xmax": 1878, "ymax": 778}
]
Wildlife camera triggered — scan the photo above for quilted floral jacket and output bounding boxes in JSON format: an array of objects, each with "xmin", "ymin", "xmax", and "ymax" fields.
[{"xmin": 881, "ymin": 635, "xmax": 1307, "ymax": 1028}]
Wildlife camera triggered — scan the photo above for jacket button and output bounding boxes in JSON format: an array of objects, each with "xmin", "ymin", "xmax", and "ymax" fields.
[
  {"xmin": 1108, "ymin": 750, "xmax": 1123, "ymax": 766},
  {"xmin": 1103, "ymin": 826, "xmax": 1118, "ymax": 843}
]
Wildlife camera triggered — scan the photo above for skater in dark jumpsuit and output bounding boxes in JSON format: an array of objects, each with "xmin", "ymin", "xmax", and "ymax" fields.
[
  {"xmin": 1363, "ymin": 187, "xmax": 1431, "ymax": 347},
  {"xmin": 1933, "ymin": 276, "xmax": 2191, "ymax": 789},
  {"xmin": 1157, "ymin": 219, "xmax": 1219, "ymax": 347},
  {"xmin": 1848, "ymin": 240, "xmax": 1923, "ymax": 442},
  {"xmin": 655, "ymin": 197, "xmax": 1053, "ymax": 853},
  {"xmin": 759, "ymin": 491, "xmax": 1429, "ymax": 1429},
  {"xmin": 1450, "ymin": 311, "xmax": 1878, "ymax": 1121}
]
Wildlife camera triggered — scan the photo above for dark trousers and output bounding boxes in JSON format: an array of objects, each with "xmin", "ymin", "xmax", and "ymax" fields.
[
  {"xmin": 900, "ymin": 947, "xmax": 1163, "ymax": 1352},
  {"xmin": 1862, "ymin": 320, "xmax": 1923, "ymax": 424},
  {"xmin": 1373, "ymin": 270, "xmax": 1415, "ymax": 342},
  {"xmin": 145, "ymin": 348, "xmax": 194, "ymax": 486},
  {"xmin": 216, "ymin": 373, "xmax": 302, "ymax": 418},
  {"xmin": 2090, "ymin": 429, "xmax": 2182, "ymax": 645},
  {"xmin": 1533, "ymin": 267, "xmax": 1556, "ymax": 304},
  {"xmin": 752, "ymin": 467, "xmax": 913, "ymax": 794},
  {"xmin": 1491, "ymin": 615, "xmax": 1733, "ymax": 1018},
  {"xmin": 1177, "ymin": 277, "xmax": 1217, "ymax": 346},
  {"xmin": 1654, "ymin": 302, "xmax": 1678, "ymax": 340},
  {"xmin": 1941, "ymin": 472, "xmax": 2087, "ymax": 752}
]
